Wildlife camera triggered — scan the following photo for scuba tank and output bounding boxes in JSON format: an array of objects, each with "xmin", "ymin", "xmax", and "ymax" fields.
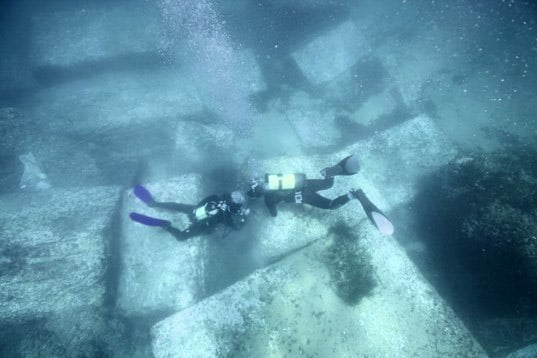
[
  {"xmin": 264, "ymin": 173, "xmax": 306, "ymax": 191},
  {"xmin": 264, "ymin": 173, "xmax": 306, "ymax": 204}
]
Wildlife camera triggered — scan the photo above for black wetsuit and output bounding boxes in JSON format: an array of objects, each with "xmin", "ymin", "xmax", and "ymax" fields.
[
  {"xmin": 150, "ymin": 193, "xmax": 245, "ymax": 240},
  {"xmin": 263, "ymin": 176, "xmax": 350, "ymax": 217}
]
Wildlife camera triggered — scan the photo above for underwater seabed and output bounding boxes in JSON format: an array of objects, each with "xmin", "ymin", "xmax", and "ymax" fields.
[{"xmin": 2, "ymin": 0, "xmax": 537, "ymax": 357}]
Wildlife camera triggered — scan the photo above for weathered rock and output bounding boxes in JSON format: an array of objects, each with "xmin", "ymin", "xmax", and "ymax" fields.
[
  {"xmin": 377, "ymin": 32, "xmax": 450, "ymax": 106},
  {"xmin": 283, "ymin": 91, "xmax": 342, "ymax": 149},
  {"xmin": 291, "ymin": 20, "xmax": 369, "ymax": 85},
  {"xmin": 31, "ymin": 2, "xmax": 161, "ymax": 68},
  {"xmin": 0, "ymin": 108, "xmax": 107, "ymax": 193},
  {"xmin": 352, "ymin": 87, "xmax": 399, "ymax": 126},
  {"xmin": 152, "ymin": 223, "xmax": 486, "ymax": 357},
  {"xmin": 117, "ymin": 175, "xmax": 206, "ymax": 317},
  {"xmin": 0, "ymin": 107, "xmax": 27, "ymax": 155},
  {"xmin": 414, "ymin": 144, "xmax": 537, "ymax": 321},
  {"xmin": 506, "ymin": 343, "xmax": 537, "ymax": 358},
  {"xmin": 234, "ymin": 106, "xmax": 302, "ymax": 161},
  {"xmin": 25, "ymin": 69, "xmax": 203, "ymax": 135},
  {"xmin": 174, "ymin": 120, "xmax": 236, "ymax": 173},
  {"xmin": 0, "ymin": 186, "xmax": 120, "ymax": 322},
  {"xmin": 345, "ymin": 114, "xmax": 457, "ymax": 204},
  {"xmin": 323, "ymin": 56, "xmax": 386, "ymax": 110}
]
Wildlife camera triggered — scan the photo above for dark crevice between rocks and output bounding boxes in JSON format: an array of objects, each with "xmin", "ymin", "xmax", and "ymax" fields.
[
  {"xmin": 101, "ymin": 191, "xmax": 158, "ymax": 357},
  {"xmin": 32, "ymin": 51, "xmax": 167, "ymax": 87},
  {"xmin": 0, "ymin": 318, "xmax": 50, "ymax": 357},
  {"xmin": 404, "ymin": 142, "xmax": 537, "ymax": 357},
  {"xmin": 104, "ymin": 195, "xmax": 123, "ymax": 311}
]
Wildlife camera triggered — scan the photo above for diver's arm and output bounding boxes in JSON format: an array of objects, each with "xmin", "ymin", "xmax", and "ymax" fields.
[
  {"xmin": 303, "ymin": 191, "xmax": 350, "ymax": 210},
  {"xmin": 197, "ymin": 194, "xmax": 220, "ymax": 206}
]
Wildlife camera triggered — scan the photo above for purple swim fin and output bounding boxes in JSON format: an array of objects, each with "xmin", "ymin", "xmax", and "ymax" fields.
[
  {"xmin": 133, "ymin": 185, "xmax": 155, "ymax": 205},
  {"xmin": 129, "ymin": 212, "xmax": 171, "ymax": 227}
]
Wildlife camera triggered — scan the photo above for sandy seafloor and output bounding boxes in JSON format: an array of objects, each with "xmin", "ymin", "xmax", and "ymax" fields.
[{"xmin": 1, "ymin": 0, "xmax": 537, "ymax": 357}]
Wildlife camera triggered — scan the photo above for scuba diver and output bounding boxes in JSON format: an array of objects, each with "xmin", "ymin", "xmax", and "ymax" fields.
[
  {"xmin": 129, "ymin": 185, "xmax": 250, "ymax": 241},
  {"xmin": 247, "ymin": 155, "xmax": 394, "ymax": 236}
]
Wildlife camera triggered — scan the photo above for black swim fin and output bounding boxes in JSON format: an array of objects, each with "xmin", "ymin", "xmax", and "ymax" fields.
[
  {"xmin": 353, "ymin": 189, "xmax": 394, "ymax": 236},
  {"xmin": 129, "ymin": 212, "xmax": 171, "ymax": 227}
]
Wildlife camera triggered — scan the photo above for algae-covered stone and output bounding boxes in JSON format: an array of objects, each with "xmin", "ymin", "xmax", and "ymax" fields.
[
  {"xmin": 152, "ymin": 223, "xmax": 486, "ymax": 357},
  {"xmin": 0, "ymin": 186, "xmax": 120, "ymax": 322}
]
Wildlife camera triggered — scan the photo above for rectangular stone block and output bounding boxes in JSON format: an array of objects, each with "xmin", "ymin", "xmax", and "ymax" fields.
[
  {"xmin": 25, "ymin": 69, "xmax": 203, "ymax": 134},
  {"xmin": 152, "ymin": 223, "xmax": 487, "ymax": 357},
  {"xmin": 345, "ymin": 114, "xmax": 458, "ymax": 205},
  {"xmin": 0, "ymin": 186, "xmax": 120, "ymax": 322},
  {"xmin": 117, "ymin": 175, "xmax": 206, "ymax": 317},
  {"xmin": 291, "ymin": 20, "xmax": 368, "ymax": 85},
  {"xmin": 31, "ymin": 2, "xmax": 161, "ymax": 68},
  {"xmin": 284, "ymin": 91, "xmax": 341, "ymax": 148}
]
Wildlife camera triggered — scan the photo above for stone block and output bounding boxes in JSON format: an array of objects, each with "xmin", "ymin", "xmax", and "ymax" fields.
[
  {"xmin": 117, "ymin": 175, "xmax": 206, "ymax": 317},
  {"xmin": 25, "ymin": 69, "xmax": 203, "ymax": 135},
  {"xmin": 344, "ymin": 114, "xmax": 458, "ymax": 205},
  {"xmin": 152, "ymin": 223, "xmax": 486, "ymax": 357},
  {"xmin": 0, "ymin": 186, "xmax": 120, "ymax": 322},
  {"xmin": 284, "ymin": 91, "xmax": 341, "ymax": 148},
  {"xmin": 291, "ymin": 20, "xmax": 368, "ymax": 85},
  {"xmin": 31, "ymin": 2, "xmax": 161, "ymax": 68}
]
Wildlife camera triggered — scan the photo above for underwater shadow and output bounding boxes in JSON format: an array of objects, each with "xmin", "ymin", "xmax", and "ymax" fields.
[{"xmin": 32, "ymin": 51, "xmax": 165, "ymax": 87}]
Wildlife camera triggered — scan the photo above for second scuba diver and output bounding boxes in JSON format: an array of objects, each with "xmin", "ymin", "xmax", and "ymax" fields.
[
  {"xmin": 129, "ymin": 185, "xmax": 250, "ymax": 241},
  {"xmin": 247, "ymin": 155, "xmax": 394, "ymax": 235}
]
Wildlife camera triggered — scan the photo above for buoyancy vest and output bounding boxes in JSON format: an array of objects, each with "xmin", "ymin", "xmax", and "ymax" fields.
[{"xmin": 193, "ymin": 201, "xmax": 227, "ymax": 222}]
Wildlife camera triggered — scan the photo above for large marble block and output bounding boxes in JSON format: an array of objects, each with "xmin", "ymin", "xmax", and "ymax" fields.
[
  {"xmin": 152, "ymin": 223, "xmax": 486, "ymax": 357},
  {"xmin": 0, "ymin": 186, "xmax": 120, "ymax": 322}
]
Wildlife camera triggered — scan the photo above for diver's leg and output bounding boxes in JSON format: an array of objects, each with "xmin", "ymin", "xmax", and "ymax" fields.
[
  {"xmin": 164, "ymin": 223, "xmax": 202, "ymax": 241},
  {"xmin": 134, "ymin": 185, "xmax": 196, "ymax": 214},
  {"xmin": 320, "ymin": 155, "xmax": 360, "ymax": 178},
  {"xmin": 150, "ymin": 202, "xmax": 196, "ymax": 214},
  {"xmin": 305, "ymin": 177, "xmax": 334, "ymax": 192},
  {"xmin": 302, "ymin": 191, "xmax": 351, "ymax": 210}
]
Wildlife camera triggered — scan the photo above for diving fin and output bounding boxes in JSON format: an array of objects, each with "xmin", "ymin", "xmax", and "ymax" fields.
[
  {"xmin": 353, "ymin": 189, "xmax": 394, "ymax": 236},
  {"xmin": 133, "ymin": 185, "xmax": 155, "ymax": 206},
  {"xmin": 129, "ymin": 212, "xmax": 171, "ymax": 227}
]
